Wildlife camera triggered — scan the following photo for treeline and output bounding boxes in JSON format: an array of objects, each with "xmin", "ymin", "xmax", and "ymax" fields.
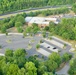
[
  {"xmin": 68, "ymin": 55, "xmax": 76, "ymax": 75},
  {"xmin": 0, "ymin": 49, "xmax": 72, "ymax": 75},
  {"xmin": 0, "ymin": 14, "xmax": 26, "ymax": 33},
  {"xmin": 0, "ymin": 0, "xmax": 75, "ymax": 14},
  {"xmin": 0, "ymin": 7, "xmax": 69, "ymax": 33},
  {"xmin": 46, "ymin": 18, "xmax": 76, "ymax": 40},
  {"xmin": 72, "ymin": 3, "xmax": 76, "ymax": 13}
]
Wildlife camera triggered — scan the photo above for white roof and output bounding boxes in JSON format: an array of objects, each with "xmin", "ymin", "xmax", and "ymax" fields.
[
  {"xmin": 25, "ymin": 17, "xmax": 58, "ymax": 25},
  {"xmin": 25, "ymin": 17, "xmax": 32, "ymax": 22}
]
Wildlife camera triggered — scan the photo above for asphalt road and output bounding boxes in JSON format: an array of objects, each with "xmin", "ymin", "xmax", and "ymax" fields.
[
  {"xmin": 0, "ymin": 5, "xmax": 71, "ymax": 20},
  {"xmin": 56, "ymin": 63, "xmax": 70, "ymax": 75}
]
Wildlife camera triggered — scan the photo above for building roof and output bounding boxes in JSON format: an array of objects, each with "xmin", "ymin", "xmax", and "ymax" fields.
[{"xmin": 25, "ymin": 17, "xmax": 59, "ymax": 25}]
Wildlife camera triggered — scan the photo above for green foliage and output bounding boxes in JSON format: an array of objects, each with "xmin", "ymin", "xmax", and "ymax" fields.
[
  {"xmin": 0, "ymin": 45, "xmax": 2, "ymax": 49},
  {"xmin": 17, "ymin": 27, "xmax": 23, "ymax": 33},
  {"xmin": 44, "ymin": 26, "xmax": 49, "ymax": 31},
  {"xmin": 0, "ymin": 48, "xmax": 71, "ymax": 75},
  {"xmin": 23, "ymin": 31, "xmax": 27, "ymax": 37},
  {"xmin": 38, "ymin": 62, "xmax": 47, "ymax": 75},
  {"xmin": 24, "ymin": 62, "xmax": 37, "ymax": 75},
  {"xmin": 49, "ymin": 52, "xmax": 61, "ymax": 67},
  {"xmin": 50, "ymin": 18, "xmax": 76, "ymax": 40},
  {"xmin": 25, "ymin": 27, "xmax": 32, "ymax": 33},
  {"xmin": 0, "ymin": 0, "xmax": 75, "ymax": 14},
  {"xmin": 72, "ymin": 3, "xmax": 76, "ymax": 13},
  {"xmin": 28, "ymin": 56, "xmax": 39, "ymax": 68},
  {"xmin": 1, "ymin": 26, "xmax": 7, "ymax": 33},
  {"xmin": 36, "ymin": 44, "xmax": 40, "ymax": 49},
  {"xmin": 42, "ymin": 7, "xmax": 69, "ymax": 16},
  {"xmin": 43, "ymin": 72, "xmax": 54, "ymax": 75},
  {"xmin": 42, "ymin": 31, "xmax": 46, "ymax": 38},
  {"xmin": 16, "ymin": 15, "xmax": 25, "ymax": 24},
  {"xmin": 5, "ymin": 49, "xmax": 13, "ymax": 57},
  {"xmin": 7, "ymin": 64, "xmax": 19, "ymax": 75},
  {"xmin": 15, "ymin": 22, "xmax": 23, "ymax": 27},
  {"xmin": 32, "ymin": 23, "xmax": 38, "ymax": 28},
  {"xmin": 45, "ymin": 60, "xmax": 58, "ymax": 72},
  {"xmin": 5, "ymin": 32, "xmax": 8, "ymax": 36},
  {"xmin": 40, "ymin": 40, "xmax": 44, "ymax": 43},
  {"xmin": 68, "ymin": 58, "xmax": 76, "ymax": 75},
  {"xmin": 62, "ymin": 53, "xmax": 72, "ymax": 62}
]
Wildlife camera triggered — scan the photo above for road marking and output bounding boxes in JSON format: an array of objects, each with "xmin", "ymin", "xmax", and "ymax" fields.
[{"xmin": 37, "ymin": 48, "xmax": 51, "ymax": 57}]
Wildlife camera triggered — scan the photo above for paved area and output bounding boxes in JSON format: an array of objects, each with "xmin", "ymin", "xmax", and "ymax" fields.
[
  {"xmin": 0, "ymin": 33, "xmax": 73, "ymax": 75},
  {"xmin": 0, "ymin": 34, "xmax": 42, "ymax": 57},
  {"xmin": 0, "ymin": 34, "xmax": 72, "ymax": 57},
  {"xmin": 56, "ymin": 63, "xmax": 70, "ymax": 75},
  {"xmin": 40, "ymin": 42, "xmax": 58, "ymax": 53},
  {"xmin": 37, "ymin": 48, "xmax": 51, "ymax": 57}
]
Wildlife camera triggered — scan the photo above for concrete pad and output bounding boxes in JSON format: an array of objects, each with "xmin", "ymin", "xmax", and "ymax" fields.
[
  {"xmin": 0, "ymin": 53, "xmax": 4, "ymax": 56},
  {"xmin": 45, "ymin": 39, "xmax": 64, "ymax": 48},
  {"xmin": 40, "ymin": 42, "xmax": 58, "ymax": 52},
  {"xmin": 0, "ymin": 34, "xmax": 5, "ymax": 36},
  {"xmin": 37, "ymin": 48, "xmax": 51, "ymax": 57}
]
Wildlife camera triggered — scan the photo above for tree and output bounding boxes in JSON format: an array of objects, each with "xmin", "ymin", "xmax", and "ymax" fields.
[
  {"xmin": 17, "ymin": 27, "xmax": 23, "ymax": 33},
  {"xmin": 1, "ymin": 26, "xmax": 7, "ymax": 33},
  {"xmin": 42, "ymin": 31, "xmax": 46, "ymax": 38},
  {"xmin": 23, "ymin": 31, "xmax": 27, "ymax": 37},
  {"xmin": 32, "ymin": 23, "xmax": 38, "ymax": 28},
  {"xmin": 5, "ymin": 49, "xmax": 13, "ymax": 62},
  {"xmin": 24, "ymin": 62, "xmax": 37, "ymax": 75},
  {"xmin": 17, "ymin": 68, "xmax": 26, "ymax": 75},
  {"xmin": 15, "ymin": 22, "xmax": 23, "ymax": 27},
  {"xmin": 5, "ymin": 32, "xmax": 8, "ymax": 36},
  {"xmin": 62, "ymin": 53, "xmax": 72, "ymax": 62},
  {"xmin": 44, "ymin": 26, "xmax": 49, "ymax": 31},
  {"xmin": 13, "ymin": 49, "xmax": 26, "ymax": 68},
  {"xmin": 49, "ymin": 52, "xmax": 61, "ymax": 67},
  {"xmin": 36, "ymin": 44, "xmax": 40, "ymax": 49},
  {"xmin": 32, "ymin": 26, "xmax": 40, "ymax": 34},
  {"xmin": 28, "ymin": 56, "xmax": 39, "ymax": 68},
  {"xmin": 72, "ymin": 3, "xmax": 76, "ymax": 13},
  {"xmin": 68, "ymin": 58, "xmax": 76, "ymax": 75},
  {"xmin": 16, "ymin": 15, "xmax": 25, "ymax": 24},
  {"xmin": 25, "ymin": 27, "xmax": 32, "ymax": 33},
  {"xmin": 38, "ymin": 63, "xmax": 47, "ymax": 75},
  {"xmin": 5, "ymin": 49, "xmax": 13, "ymax": 57},
  {"xmin": 0, "ymin": 45, "xmax": 2, "ymax": 49},
  {"xmin": 45, "ymin": 60, "xmax": 58, "ymax": 72},
  {"xmin": 7, "ymin": 64, "xmax": 19, "ymax": 75}
]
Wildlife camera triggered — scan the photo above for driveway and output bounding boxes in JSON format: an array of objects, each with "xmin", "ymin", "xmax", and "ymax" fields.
[{"xmin": 56, "ymin": 63, "xmax": 70, "ymax": 75}]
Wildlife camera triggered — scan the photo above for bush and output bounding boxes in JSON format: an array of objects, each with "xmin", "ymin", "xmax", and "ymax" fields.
[
  {"xmin": 0, "ymin": 45, "xmax": 2, "ymax": 49},
  {"xmin": 1, "ymin": 26, "xmax": 7, "ymax": 33},
  {"xmin": 15, "ymin": 22, "xmax": 23, "ymax": 27},
  {"xmin": 17, "ymin": 27, "xmax": 23, "ymax": 33},
  {"xmin": 40, "ymin": 40, "xmax": 44, "ymax": 43},
  {"xmin": 36, "ymin": 44, "xmax": 40, "ymax": 49}
]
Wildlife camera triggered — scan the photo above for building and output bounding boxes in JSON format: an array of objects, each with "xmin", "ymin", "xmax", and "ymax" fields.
[{"xmin": 25, "ymin": 17, "xmax": 59, "ymax": 28}]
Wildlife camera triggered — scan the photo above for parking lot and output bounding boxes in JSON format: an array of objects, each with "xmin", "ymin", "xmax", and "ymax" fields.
[{"xmin": 0, "ymin": 33, "xmax": 72, "ymax": 57}]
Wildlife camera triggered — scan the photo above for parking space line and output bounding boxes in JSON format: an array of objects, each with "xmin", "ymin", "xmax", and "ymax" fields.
[{"xmin": 37, "ymin": 48, "xmax": 51, "ymax": 57}]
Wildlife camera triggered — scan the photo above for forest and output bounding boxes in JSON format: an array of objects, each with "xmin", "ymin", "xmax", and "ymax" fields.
[
  {"xmin": 0, "ymin": 48, "xmax": 72, "ymax": 75},
  {"xmin": 48, "ymin": 18, "xmax": 76, "ymax": 40},
  {"xmin": 0, "ymin": 0, "xmax": 75, "ymax": 14}
]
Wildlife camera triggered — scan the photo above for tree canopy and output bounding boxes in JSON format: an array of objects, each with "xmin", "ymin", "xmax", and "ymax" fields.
[{"xmin": 0, "ymin": 0, "xmax": 75, "ymax": 14}]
